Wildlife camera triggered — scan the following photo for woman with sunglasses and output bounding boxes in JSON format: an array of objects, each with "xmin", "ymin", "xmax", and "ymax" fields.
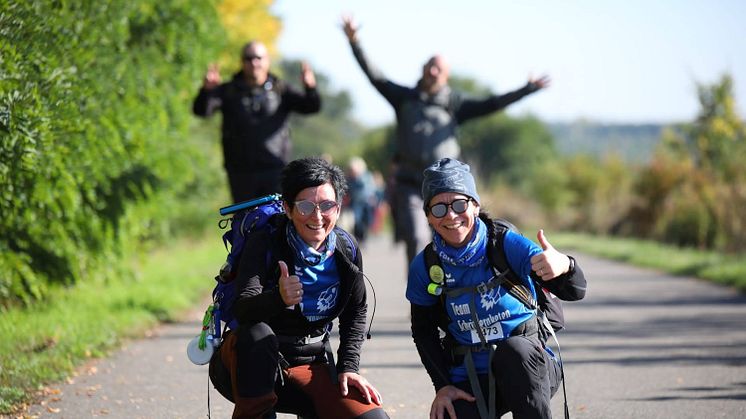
[
  {"xmin": 211, "ymin": 157, "xmax": 388, "ymax": 418},
  {"xmin": 406, "ymin": 158, "xmax": 586, "ymax": 419}
]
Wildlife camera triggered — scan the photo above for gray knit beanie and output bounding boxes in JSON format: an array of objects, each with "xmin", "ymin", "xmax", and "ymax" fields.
[{"xmin": 421, "ymin": 158, "xmax": 480, "ymax": 210}]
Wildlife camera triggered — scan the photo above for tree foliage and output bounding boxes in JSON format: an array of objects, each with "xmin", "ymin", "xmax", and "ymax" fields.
[
  {"xmin": 356, "ymin": 125, "xmax": 397, "ymax": 175},
  {"xmin": 277, "ymin": 59, "xmax": 364, "ymax": 162},
  {"xmin": 608, "ymin": 74, "xmax": 746, "ymax": 251},
  {"xmin": 215, "ymin": 0, "xmax": 282, "ymax": 71},
  {"xmin": 0, "ymin": 0, "xmax": 278, "ymax": 306},
  {"xmin": 460, "ymin": 113, "xmax": 556, "ymax": 189}
]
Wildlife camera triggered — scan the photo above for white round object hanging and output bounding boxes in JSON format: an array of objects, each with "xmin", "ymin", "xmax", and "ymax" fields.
[{"xmin": 186, "ymin": 335, "xmax": 214, "ymax": 365}]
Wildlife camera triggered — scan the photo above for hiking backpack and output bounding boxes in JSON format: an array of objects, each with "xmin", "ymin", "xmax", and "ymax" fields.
[{"xmin": 212, "ymin": 194, "xmax": 285, "ymax": 338}]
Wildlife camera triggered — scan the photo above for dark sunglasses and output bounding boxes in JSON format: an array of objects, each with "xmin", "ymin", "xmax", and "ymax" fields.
[
  {"xmin": 294, "ymin": 200, "xmax": 339, "ymax": 217},
  {"xmin": 428, "ymin": 198, "xmax": 472, "ymax": 218},
  {"xmin": 242, "ymin": 54, "xmax": 265, "ymax": 61}
]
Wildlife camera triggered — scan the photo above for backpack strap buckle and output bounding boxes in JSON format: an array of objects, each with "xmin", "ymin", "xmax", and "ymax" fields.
[{"xmin": 476, "ymin": 283, "xmax": 488, "ymax": 294}]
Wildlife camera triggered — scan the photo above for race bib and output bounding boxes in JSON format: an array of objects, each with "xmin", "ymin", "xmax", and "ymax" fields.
[{"xmin": 470, "ymin": 321, "xmax": 504, "ymax": 343}]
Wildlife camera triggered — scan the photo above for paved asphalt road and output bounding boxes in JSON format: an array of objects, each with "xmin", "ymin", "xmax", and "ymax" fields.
[{"xmin": 23, "ymin": 234, "xmax": 746, "ymax": 418}]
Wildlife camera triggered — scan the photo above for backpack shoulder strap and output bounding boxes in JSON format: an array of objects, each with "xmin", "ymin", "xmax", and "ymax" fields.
[
  {"xmin": 423, "ymin": 243, "xmax": 444, "ymax": 290},
  {"xmin": 486, "ymin": 220, "xmax": 510, "ymax": 273},
  {"xmin": 333, "ymin": 227, "xmax": 358, "ymax": 265},
  {"xmin": 484, "ymin": 217, "xmax": 538, "ymax": 310}
]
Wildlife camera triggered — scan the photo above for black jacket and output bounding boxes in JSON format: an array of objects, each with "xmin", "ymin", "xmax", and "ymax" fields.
[
  {"xmin": 232, "ymin": 216, "xmax": 367, "ymax": 373},
  {"xmin": 193, "ymin": 72, "xmax": 321, "ymax": 172}
]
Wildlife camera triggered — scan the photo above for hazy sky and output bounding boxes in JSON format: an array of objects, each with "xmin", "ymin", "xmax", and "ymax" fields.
[{"xmin": 271, "ymin": 0, "xmax": 746, "ymax": 127}]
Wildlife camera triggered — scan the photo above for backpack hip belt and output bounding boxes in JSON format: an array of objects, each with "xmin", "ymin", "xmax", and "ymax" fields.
[
  {"xmin": 276, "ymin": 331, "xmax": 338, "ymax": 385},
  {"xmin": 276, "ymin": 331, "xmax": 328, "ymax": 345},
  {"xmin": 510, "ymin": 316, "xmax": 539, "ymax": 337}
]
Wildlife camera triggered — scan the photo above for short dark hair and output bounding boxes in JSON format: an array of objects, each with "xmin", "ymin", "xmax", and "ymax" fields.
[{"xmin": 281, "ymin": 157, "xmax": 348, "ymax": 206}]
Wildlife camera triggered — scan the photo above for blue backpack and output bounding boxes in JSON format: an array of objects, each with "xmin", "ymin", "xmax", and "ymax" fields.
[{"xmin": 212, "ymin": 194, "xmax": 285, "ymax": 337}]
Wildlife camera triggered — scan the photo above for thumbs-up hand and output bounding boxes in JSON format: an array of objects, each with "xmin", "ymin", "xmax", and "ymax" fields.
[
  {"xmin": 530, "ymin": 229, "xmax": 571, "ymax": 281},
  {"xmin": 278, "ymin": 261, "xmax": 303, "ymax": 306}
]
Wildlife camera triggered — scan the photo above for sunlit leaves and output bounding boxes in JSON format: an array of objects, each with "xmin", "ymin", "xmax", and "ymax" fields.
[
  {"xmin": 215, "ymin": 0, "xmax": 281, "ymax": 69},
  {"xmin": 0, "ymin": 0, "xmax": 269, "ymax": 305}
]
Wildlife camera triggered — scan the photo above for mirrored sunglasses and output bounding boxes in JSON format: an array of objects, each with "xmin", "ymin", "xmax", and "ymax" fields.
[
  {"xmin": 428, "ymin": 198, "xmax": 472, "ymax": 218},
  {"xmin": 294, "ymin": 200, "xmax": 338, "ymax": 217}
]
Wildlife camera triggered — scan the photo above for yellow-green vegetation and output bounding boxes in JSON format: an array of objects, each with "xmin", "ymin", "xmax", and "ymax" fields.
[
  {"xmin": 1, "ymin": 0, "xmax": 224, "ymax": 306},
  {"xmin": 542, "ymin": 75, "xmax": 746, "ymax": 253},
  {"xmin": 216, "ymin": 0, "xmax": 282, "ymax": 67},
  {"xmin": 0, "ymin": 0, "xmax": 281, "ymax": 413},
  {"xmin": 550, "ymin": 232, "xmax": 746, "ymax": 292},
  {"xmin": 0, "ymin": 235, "xmax": 226, "ymax": 413},
  {"xmin": 0, "ymin": 0, "xmax": 279, "ymax": 306}
]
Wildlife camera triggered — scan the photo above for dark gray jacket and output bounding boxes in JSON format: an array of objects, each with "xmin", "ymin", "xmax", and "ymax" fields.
[{"xmin": 349, "ymin": 40, "xmax": 541, "ymax": 185}]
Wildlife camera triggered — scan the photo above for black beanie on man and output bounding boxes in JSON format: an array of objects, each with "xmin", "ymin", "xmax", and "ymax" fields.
[{"xmin": 421, "ymin": 158, "xmax": 480, "ymax": 210}]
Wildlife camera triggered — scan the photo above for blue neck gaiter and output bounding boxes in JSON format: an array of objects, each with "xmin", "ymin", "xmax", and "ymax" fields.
[
  {"xmin": 286, "ymin": 222, "xmax": 337, "ymax": 266},
  {"xmin": 432, "ymin": 218, "xmax": 487, "ymax": 268}
]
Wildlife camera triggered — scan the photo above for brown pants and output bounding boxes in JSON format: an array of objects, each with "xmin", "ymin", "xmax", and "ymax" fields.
[{"xmin": 211, "ymin": 324, "xmax": 387, "ymax": 419}]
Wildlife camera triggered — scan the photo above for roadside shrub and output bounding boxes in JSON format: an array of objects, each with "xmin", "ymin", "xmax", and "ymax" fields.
[
  {"xmin": 655, "ymin": 182, "xmax": 717, "ymax": 248},
  {"xmin": 556, "ymin": 154, "xmax": 635, "ymax": 234},
  {"xmin": 0, "ymin": 1, "xmax": 227, "ymax": 306}
]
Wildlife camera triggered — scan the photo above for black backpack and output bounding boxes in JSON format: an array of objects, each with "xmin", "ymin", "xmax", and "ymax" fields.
[{"xmin": 212, "ymin": 194, "xmax": 286, "ymax": 338}]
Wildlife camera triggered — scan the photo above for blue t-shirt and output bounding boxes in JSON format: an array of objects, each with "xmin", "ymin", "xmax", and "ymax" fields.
[
  {"xmin": 294, "ymin": 255, "xmax": 341, "ymax": 322},
  {"xmin": 406, "ymin": 230, "xmax": 542, "ymax": 383}
]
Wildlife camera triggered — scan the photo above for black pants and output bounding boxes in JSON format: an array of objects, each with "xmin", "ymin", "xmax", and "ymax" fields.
[
  {"xmin": 226, "ymin": 169, "xmax": 282, "ymax": 203},
  {"xmin": 447, "ymin": 335, "xmax": 561, "ymax": 419}
]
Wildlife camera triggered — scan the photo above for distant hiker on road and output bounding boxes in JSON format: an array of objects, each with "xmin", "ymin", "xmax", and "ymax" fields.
[
  {"xmin": 406, "ymin": 158, "xmax": 586, "ymax": 419},
  {"xmin": 346, "ymin": 156, "xmax": 381, "ymax": 244},
  {"xmin": 342, "ymin": 15, "xmax": 550, "ymax": 266},
  {"xmin": 193, "ymin": 41, "xmax": 321, "ymax": 203},
  {"xmin": 209, "ymin": 157, "xmax": 388, "ymax": 419}
]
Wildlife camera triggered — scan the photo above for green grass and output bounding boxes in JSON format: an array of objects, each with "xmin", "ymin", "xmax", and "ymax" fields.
[
  {"xmin": 0, "ymin": 236, "xmax": 226, "ymax": 414},
  {"xmin": 549, "ymin": 232, "xmax": 746, "ymax": 292}
]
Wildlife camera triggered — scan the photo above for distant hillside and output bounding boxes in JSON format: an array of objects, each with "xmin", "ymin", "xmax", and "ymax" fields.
[{"xmin": 548, "ymin": 121, "xmax": 670, "ymax": 163}]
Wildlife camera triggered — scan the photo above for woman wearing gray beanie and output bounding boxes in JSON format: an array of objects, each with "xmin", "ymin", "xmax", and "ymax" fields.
[{"xmin": 406, "ymin": 158, "xmax": 587, "ymax": 419}]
